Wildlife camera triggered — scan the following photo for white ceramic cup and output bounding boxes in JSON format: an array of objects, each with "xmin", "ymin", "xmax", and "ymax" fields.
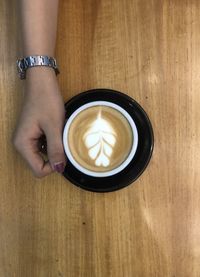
[{"xmin": 63, "ymin": 101, "xmax": 138, "ymax": 177}]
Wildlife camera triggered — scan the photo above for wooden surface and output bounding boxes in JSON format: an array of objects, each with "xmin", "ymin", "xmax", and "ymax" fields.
[{"xmin": 1, "ymin": 0, "xmax": 200, "ymax": 276}]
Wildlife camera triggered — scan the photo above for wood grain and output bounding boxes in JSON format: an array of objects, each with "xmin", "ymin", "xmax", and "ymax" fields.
[{"xmin": 1, "ymin": 0, "xmax": 200, "ymax": 276}]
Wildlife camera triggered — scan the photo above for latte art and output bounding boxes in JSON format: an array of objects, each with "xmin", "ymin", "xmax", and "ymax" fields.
[
  {"xmin": 67, "ymin": 105, "xmax": 134, "ymax": 173},
  {"xmin": 83, "ymin": 110, "xmax": 117, "ymax": 167}
]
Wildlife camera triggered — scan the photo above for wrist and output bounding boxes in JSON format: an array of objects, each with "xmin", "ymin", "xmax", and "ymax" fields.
[
  {"xmin": 25, "ymin": 66, "xmax": 57, "ymax": 80},
  {"xmin": 25, "ymin": 67, "xmax": 59, "ymax": 94}
]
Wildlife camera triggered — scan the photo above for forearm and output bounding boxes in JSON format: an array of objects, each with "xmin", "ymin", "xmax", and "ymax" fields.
[{"xmin": 19, "ymin": 0, "xmax": 59, "ymax": 57}]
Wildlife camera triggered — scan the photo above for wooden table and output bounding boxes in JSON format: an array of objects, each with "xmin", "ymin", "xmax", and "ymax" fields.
[{"xmin": 1, "ymin": 0, "xmax": 200, "ymax": 276}]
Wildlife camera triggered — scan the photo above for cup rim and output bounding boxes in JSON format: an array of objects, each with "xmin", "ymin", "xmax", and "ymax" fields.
[{"xmin": 63, "ymin": 100, "xmax": 138, "ymax": 177}]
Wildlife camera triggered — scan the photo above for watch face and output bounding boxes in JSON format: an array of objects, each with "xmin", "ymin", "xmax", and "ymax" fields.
[{"xmin": 62, "ymin": 88, "xmax": 154, "ymax": 193}]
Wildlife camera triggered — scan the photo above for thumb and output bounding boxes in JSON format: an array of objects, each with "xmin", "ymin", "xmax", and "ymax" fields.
[{"xmin": 45, "ymin": 126, "xmax": 67, "ymax": 173}]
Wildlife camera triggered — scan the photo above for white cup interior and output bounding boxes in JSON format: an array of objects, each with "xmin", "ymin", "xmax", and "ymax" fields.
[{"xmin": 63, "ymin": 101, "xmax": 138, "ymax": 177}]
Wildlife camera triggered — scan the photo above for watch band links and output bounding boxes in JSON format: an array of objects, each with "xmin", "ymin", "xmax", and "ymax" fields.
[{"xmin": 16, "ymin": 55, "xmax": 60, "ymax": 80}]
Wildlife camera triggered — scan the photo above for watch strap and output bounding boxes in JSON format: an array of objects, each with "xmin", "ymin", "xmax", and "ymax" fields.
[{"xmin": 16, "ymin": 55, "xmax": 60, "ymax": 79}]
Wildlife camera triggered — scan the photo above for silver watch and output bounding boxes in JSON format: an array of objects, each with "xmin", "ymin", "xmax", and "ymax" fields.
[{"xmin": 16, "ymin": 55, "xmax": 60, "ymax": 79}]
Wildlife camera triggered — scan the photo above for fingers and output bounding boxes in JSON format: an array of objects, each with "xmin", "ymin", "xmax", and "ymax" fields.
[
  {"xmin": 13, "ymin": 120, "xmax": 67, "ymax": 177},
  {"xmin": 44, "ymin": 125, "xmax": 67, "ymax": 173},
  {"xmin": 13, "ymin": 136, "xmax": 53, "ymax": 178}
]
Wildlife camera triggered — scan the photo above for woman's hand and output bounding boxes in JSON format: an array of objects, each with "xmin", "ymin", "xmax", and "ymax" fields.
[{"xmin": 12, "ymin": 67, "xmax": 67, "ymax": 178}]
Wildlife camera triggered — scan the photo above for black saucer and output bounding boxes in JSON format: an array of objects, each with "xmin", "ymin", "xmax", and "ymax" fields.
[{"xmin": 62, "ymin": 88, "xmax": 154, "ymax": 192}]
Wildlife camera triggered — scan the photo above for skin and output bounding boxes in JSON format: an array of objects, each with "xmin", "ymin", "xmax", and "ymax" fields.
[{"xmin": 12, "ymin": 0, "xmax": 67, "ymax": 178}]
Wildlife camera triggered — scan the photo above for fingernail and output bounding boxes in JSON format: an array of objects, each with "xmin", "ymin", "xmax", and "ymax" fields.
[{"xmin": 53, "ymin": 162, "xmax": 65, "ymax": 173}]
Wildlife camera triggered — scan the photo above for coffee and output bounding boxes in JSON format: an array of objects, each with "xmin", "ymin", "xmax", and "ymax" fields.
[
  {"xmin": 66, "ymin": 104, "xmax": 134, "ymax": 174},
  {"xmin": 63, "ymin": 90, "xmax": 153, "ymax": 192}
]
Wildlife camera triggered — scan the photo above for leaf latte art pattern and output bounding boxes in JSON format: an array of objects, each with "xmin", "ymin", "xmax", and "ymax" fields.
[{"xmin": 83, "ymin": 113, "xmax": 117, "ymax": 167}]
